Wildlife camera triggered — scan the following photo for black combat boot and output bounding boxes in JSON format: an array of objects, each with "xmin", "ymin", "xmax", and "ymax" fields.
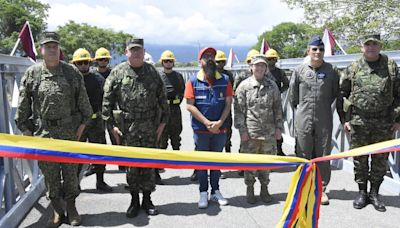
[
  {"xmin": 155, "ymin": 169, "xmax": 164, "ymax": 185},
  {"xmin": 126, "ymin": 191, "xmax": 140, "ymax": 218},
  {"xmin": 276, "ymin": 138, "xmax": 286, "ymax": 156},
  {"xmin": 369, "ymin": 183, "xmax": 386, "ymax": 212},
  {"xmin": 142, "ymin": 191, "xmax": 159, "ymax": 215},
  {"xmin": 96, "ymin": 173, "xmax": 113, "ymax": 192},
  {"xmin": 353, "ymin": 183, "xmax": 369, "ymax": 209}
]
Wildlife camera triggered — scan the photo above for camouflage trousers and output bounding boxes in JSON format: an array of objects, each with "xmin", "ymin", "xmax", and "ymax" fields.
[
  {"xmin": 242, "ymin": 139, "xmax": 276, "ymax": 186},
  {"xmin": 79, "ymin": 118, "xmax": 107, "ymax": 174},
  {"xmin": 352, "ymin": 123, "xmax": 391, "ymax": 185},
  {"xmin": 159, "ymin": 106, "xmax": 182, "ymax": 150},
  {"xmin": 124, "ymin": 124, "xmax": 157, "ymax": 192},
  {"xmin": 39, "ymin": 161, "xmax": 80, "ymax": 201}
]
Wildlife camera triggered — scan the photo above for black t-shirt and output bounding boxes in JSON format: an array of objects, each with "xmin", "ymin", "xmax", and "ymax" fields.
[
  {"xmin": 97, "ymin": 68, "xmax": 112, "ymax": 79},
  {"xmin": 84, "ymin": 72, "xmax": 105, "ymax": 113}
]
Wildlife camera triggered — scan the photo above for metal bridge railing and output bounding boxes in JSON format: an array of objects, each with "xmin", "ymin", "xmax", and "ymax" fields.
[
  {"xmin": 0, "ymin": 54, "xmax": 45, "ymax": 228},
  {"xmin": 1, "ymin": 51, "xmax": 400, "ymax": 227}
]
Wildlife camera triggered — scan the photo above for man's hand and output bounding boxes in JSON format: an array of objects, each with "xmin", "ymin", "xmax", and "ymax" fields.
[
  {"xmin": 240, "ymin": 132, "xmax": 250, "ymax": 142},
  {"xmin": 156, "ymin": 123, "xmax": 166, "ymax": 142},
  {"xmin": 391, "ymin": 123, "xmax": 400, "ymax": 132},
  {"xmin": 344, "ymin": 122, "xmax": 352, "ymax": 132},
  {"xmin": 275, "ymin": 128, "xmax": 282, "ymax": 140},
  {"xmin": 76, "ymin": 124, "xmax": 86, "ymax": 141},
  {"xmin": 208, "ymin": 120, "xmax": 222, "ymax": 134},
  {"xmin": 112, "ymin": 126, "xmax": 123, "ymax": 145}
]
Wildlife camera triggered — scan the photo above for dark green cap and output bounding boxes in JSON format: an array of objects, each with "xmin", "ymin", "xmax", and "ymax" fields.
[
  {"xmin": 126, "ymin": 38, "xmax": 144, "ymax": 49},
  {"xmin": 360, "ymin": 34, "xmax": 381, "ymax": 44},
  {"xmin": 40, "ymin": 32, "xmax": 60, "ymax": 45}
]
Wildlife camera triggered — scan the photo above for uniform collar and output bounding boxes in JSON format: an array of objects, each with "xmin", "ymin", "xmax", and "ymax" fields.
[
  {"xmin": 197, "ymin": 69, "xmax": 222, "ymax": 81},
  {"xmin": 41, "ymin": 61, "xmax": 63, "ymax": 77}
]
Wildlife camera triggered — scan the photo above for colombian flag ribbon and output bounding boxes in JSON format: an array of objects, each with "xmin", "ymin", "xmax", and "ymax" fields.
[{"xmin": 0, "ymin": 133, "xmax": 399, "ymax": 228}]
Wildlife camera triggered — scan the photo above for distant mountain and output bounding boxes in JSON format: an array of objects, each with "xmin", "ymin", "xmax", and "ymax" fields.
[{"xmin": 110, "ymin": 44, "xmax": 252, "ymax": 65}]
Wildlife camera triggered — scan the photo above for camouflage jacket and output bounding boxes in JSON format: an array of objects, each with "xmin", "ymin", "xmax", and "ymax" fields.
[
  {"xmin": 15, "ymin": 61, "xmax": 92, "ymax": 137},
  {"xmin": 234, "ymin": 75, "xmax": 283, "ymax": 139},
  {"xmin": 102, "ymin": 61, "xmax": 170, "ymax": 133},
  {"xmin": 340, "ymin": 54, "xmax": 400, "ymax": 125},
  {"xmin": 267, "ymin": 67, "xmax": 289, "ymax": 93}
]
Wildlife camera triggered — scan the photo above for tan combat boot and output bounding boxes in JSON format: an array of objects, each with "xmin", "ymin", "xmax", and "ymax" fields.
[
  {"xmin": 66, "ymin": 200, "xmax": 81, "ymax": 226},
  {"xmin": 46, "ymin": 199, "xmax": 65, "ymax": 228},
  {"xmin": 246, "ymin": 185, "xmax": 256, "ymax": 204},
  {"xmin": 260, "ymin": 185, "xmax": 273, "ymax": 203}
]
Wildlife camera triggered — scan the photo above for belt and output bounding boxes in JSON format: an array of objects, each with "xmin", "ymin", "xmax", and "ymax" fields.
[
  {"xmin": 123, "ymin": 111, "xmax": 157, "ymax": 120},
  {"xmin": 353, "ymin": 107, "xmax": 390, "ymax": 118},
  {"xmin": 41, "ymin": 116, "xmax": 73, "ymax": 127},
  {"xmin": 167, "ymin": 98, "xmax": 181, "ymax": 105}
]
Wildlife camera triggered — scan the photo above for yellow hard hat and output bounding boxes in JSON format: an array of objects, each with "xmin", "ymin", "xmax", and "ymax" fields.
[
  {"xmin": 215, "ymin": 50, "xmax": 227, "ymax": 61},
  {"xmin": 246, "ymin": 49, "xmax": 260, "ymax": 63},
  {"xmin": 95, "ymin": 47, "xmax": 112, "ymax": 60},
  {"xmin": 265, "ymin": 48, "xmax": 279, "ymax": 59},
  {"xmin": 160, "ymin": 50, "xmax": 176, "ymax": 62},
  {"xmin": 72, "ymin": 48, "xmax": 91, "ymax": 63}
]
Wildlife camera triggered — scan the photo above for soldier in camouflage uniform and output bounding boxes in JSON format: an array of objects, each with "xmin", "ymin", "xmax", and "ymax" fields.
[
  {"xmin": 157, "ymin": 50, "xmax": 185, "ymax": 184},
  {"xmin": 234, "ymin": 54, "xmax": 283, "ymax": 204},
  {"xmin": 289, "ymin": 35, "xmax": 343, "ymax": 205},
  {"xmin": 71, "ymin": 48, "xmax": 112, "ymax": 192},
  {"xmin": 233, "ymin": 49, "xmax": 260, "ymax": 177},
  {"xmin": 340, "ymin": 34, "xmax": 400, "ymax": 212},
  {"xmin": 102, "ymin": 38, "xmax": 169, "ymax": 218},
  {"xmin": 15, "ymin": 32, "xmax": 92, "ymax": 227}
]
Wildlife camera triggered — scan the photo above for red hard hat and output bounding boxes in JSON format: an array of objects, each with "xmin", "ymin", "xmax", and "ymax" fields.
[{"xmin": 198, "ymin": 47, "xmax": 217, "ymax": 60}]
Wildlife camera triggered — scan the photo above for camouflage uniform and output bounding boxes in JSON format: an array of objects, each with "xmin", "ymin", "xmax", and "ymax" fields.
[
  {"xmin": 159, "ymin": 70, "xmax": 185, "ymax": 150},
  {"xmin": 15, "ymin": 61, "xmax": 92, "ymax": 201},
  {"xmin": 102, "ymin": 61, "xmax": 169, "ymax": 192},
  {"xmin": 290, "ymin": 62, "xmax": 341, "ymax": 189},
  {"xmin": 340, "ymin": 54, "xmax": 400, "ymax": 186},
  {"xmin": 234, "ymin": 76, "xmax": 283, "ymax": 186}
]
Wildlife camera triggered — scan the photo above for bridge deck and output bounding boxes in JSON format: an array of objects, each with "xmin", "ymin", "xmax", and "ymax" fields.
[{"xmin": 19, "ymin": 104, "xmax": 400, "ymax": 228}]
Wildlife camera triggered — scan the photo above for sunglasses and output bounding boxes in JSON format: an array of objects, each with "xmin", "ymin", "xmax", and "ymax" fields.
[
  {"xmin": 75, "ymin": 61, "xmax": 89, "ymax": 66},
  {"xmin": 216, "ymin": 61, "xmax": 226, "ymax": 64},
  {"xmin": 163, "ymin": 60, "xmax": 174, "ymax": 63},
  {"xmin": 267, "ymin": 58, "xmax": 277, "ymax": 61},
  {"xmin": 311, "ymin": 47, "xmax": 325, "ymax": 52},
  {"xmin": 97, "ymin": 58, "xmax": 109, "ymax": 62}
]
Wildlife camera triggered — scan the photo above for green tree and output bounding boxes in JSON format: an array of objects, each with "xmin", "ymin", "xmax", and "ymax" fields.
[
  {"xmin": 56, "ymin": 21, "xmax": 134, "ymax": 61},
  {"xmin": 254, "ymin": 22, "xmax": 320, "ymax": 58},
  {"xmin": 283, "ymin": 0, "xmax": 400, "ymax": 49},
  {"xmin": 0, "ymin": 0, "xmax": 49, "ymax": 53}
]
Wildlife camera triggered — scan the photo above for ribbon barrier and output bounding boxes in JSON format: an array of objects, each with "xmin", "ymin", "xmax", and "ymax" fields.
[{"xmin": 0, "ymin": 133, "xmax": 399, "ymax": 228}]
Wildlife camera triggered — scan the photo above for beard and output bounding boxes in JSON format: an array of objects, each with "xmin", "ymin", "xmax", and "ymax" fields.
[{"xmin": 202, "ymin": 59, "xmax": 217, "ymax": 79}]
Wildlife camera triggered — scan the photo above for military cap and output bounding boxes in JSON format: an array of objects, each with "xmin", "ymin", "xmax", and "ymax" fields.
[
  {"xmin": 360, "ymin": 34, "xmax": 381, "ymax": 44},
  {"xmin": 198, "ymin": 47, "xmax": 216, "ymax": 60},
  {"xmin": 40, "ymin": 32, "xmax": 60, "ymax": 45},
  {"xmin": 251, "ymin": 54, "xmax": 267, "ymax": 65},
  {"xmin": 126, "ymin": 38, "xmax": 144, "ymax": 49},
  {"xmin": 308, "ymin": 35, "xmax": 324, "ymax": 46}
]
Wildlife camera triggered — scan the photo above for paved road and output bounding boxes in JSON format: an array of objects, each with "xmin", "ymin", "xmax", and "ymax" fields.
[{"xmin": 20, "ymin": 104, "xmax": 400, "ymax": 227}]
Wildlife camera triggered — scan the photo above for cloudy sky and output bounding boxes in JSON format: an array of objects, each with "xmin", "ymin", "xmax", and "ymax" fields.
[{"xmin": 40, "ymin": 0, "xmax": 303, "ymax": 46}]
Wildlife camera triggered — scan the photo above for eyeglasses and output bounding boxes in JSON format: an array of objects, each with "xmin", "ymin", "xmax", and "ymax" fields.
[
  {"xmin": 75, "ymin": 61, "xmax": 89, "ymax": 66},
  {"xmin": 311, "ymin": 47, "xmax": 325, "ymax": 52},
  {"xmin": 163, "ymin": 60, "xmax": 174, "ymax": 63},
  {"xmin": 97, "ymin": 58, "xmax": 109, "ymax": 62},
  {"xmin": 267, "ymin": 58, "xmax": 277, "ymax": 61}
]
